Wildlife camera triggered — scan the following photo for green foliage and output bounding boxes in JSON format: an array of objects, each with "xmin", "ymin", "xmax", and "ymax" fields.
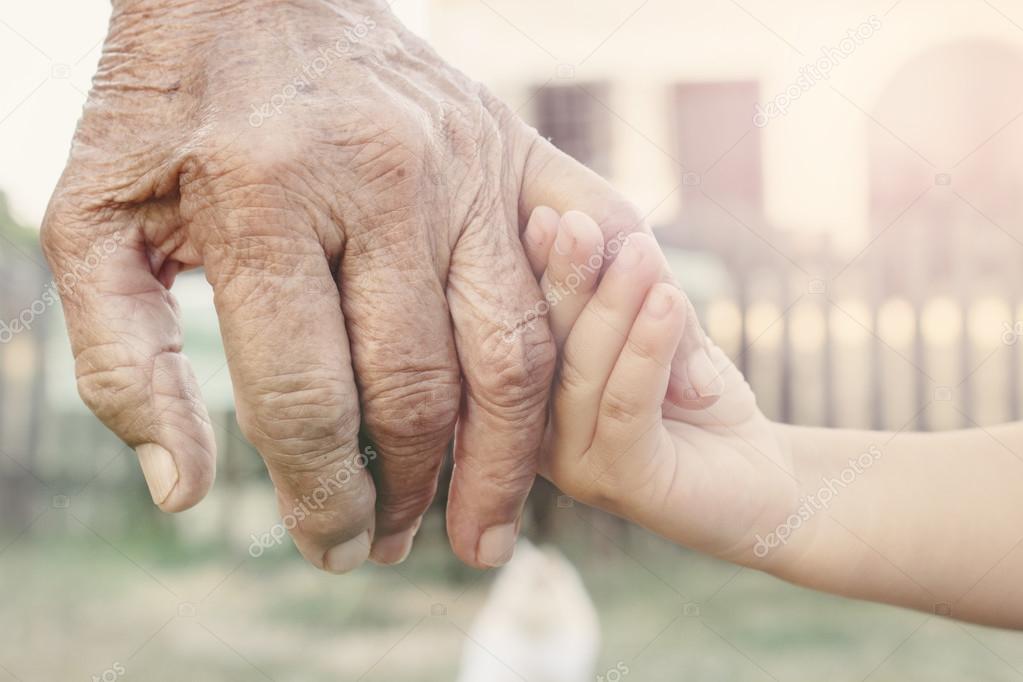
[{"xmin": 0, "ymin": 189, "xmax": 40, "ymax": 251}]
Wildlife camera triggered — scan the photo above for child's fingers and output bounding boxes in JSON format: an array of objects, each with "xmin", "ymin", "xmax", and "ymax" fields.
[
  {"xmin": 551, "ymin": 234, "xmax": 664, "ymax": 455},
  {"xmin": 594, "ymin": 283, "xmax": 686, "ymax": 453},
  {"xmin": 662, "ymin": 342, "xmax": 759, "ymax": 427},
  {"xmin": 541, "ymin": 211, "xmax": 604, "ymax": 347},
  {"xmin": 665, "ymin": 297, "xmax": 725, "ymax": 407},
  {"xmin": 522, "ymin": 206, "xmax": 560, "ymax": 278}
]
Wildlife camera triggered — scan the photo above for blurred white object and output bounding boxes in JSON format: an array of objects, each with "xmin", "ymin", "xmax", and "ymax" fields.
[{"xmin": 457, "ymin": 541, "xmax": 600, "ymax": 682}]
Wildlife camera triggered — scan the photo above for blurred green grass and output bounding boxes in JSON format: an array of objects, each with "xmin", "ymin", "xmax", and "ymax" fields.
[{"xmin": 4, "ymin": 501, "xmax": 1023, "ymax": 682}]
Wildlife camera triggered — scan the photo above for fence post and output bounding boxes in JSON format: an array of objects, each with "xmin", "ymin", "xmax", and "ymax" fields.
[
  {"xmin": 737, "ymin": 272, "xmax": 750, "ymax": 378},
  {"xmin": 870, "ymin": 270, "xmax": 884, "ymax": 430},
  {"xmin": 779, "ymin": 276, "xmax": 792, "ymax": 424},
  {"xmin": 1011, "ymin": 298, "xmax": 1020, "ymax": 422}
]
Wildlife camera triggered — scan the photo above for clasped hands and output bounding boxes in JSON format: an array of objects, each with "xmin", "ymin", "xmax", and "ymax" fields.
[{"xmin": 42, "ymin": 0, "xmax": 735, "ymax": 573}]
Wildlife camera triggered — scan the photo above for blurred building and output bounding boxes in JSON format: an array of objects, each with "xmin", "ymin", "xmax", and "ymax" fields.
[
  {"xmin": 5, "ymin": 0, "xmax": 1023, "ymax": 540},
  {"xmin": 425, "ymin": 0, "xmax": 1023, "ymax": 430}
]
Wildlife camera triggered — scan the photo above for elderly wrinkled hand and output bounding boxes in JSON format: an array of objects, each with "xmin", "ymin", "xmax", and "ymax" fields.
[{"xmin": 41, "ymin": 0, "xmax": 718, "ymax": 573}]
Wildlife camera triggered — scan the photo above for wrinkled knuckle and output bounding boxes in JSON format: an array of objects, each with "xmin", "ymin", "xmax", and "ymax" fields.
[
  {"xmin": 476, "ymin": 460, "xmax": 536, "ymax": 499},
  {"xmin": 74, "ymin": 347, "xmax": 147, "ymax": 426},
  {"xmin": 194, "ymin": 128, "xmax": 309, "ymax": 189},
  {"xmin": 349, "ymin": 106, "xmax": 434, "ymax": 195},
  {"xmin": 363, "ymin": 370, "xmax": 459, "ymax": 451},
  {"xmin": 370, "ymin": 133, "xmax": 428, "ymax": 190},
  {"xmin": 376, "ymin": 490, "xmax": 434, "ymax": 529},
  {"xmin": 189, "ymin": 130, "xmax": 319, "ymax": 210},
  {"xmin": 77, "ymin": 369, "xmax": 143, "ymax": 426},
  {"xmin": 239, "ymin": 378, "xmax": 359, "ymax": 467},
  {"xmin": 474, "ymin": 327, "xmax": 555, "ymax": 415},
  {"xmin": 188, "ymin": 138, "xmax": 329, "ymax": 283}
]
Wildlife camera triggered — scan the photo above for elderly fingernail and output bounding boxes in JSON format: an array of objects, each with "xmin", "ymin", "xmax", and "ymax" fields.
[
  {"xmin": 478, "ymin": 522, "xmax": 517, "ymax": 567},
  {"xmin": 370, "ymin": 518, "xmax": 421, "ymax": 566},
  {"xmin": 136, "ymin": 443, "xmax": 179, "ymax": 506},
  {"xmin": 324, "ymin": 530, "xmax": 371, "ymax": 574},
  {"xmin": 688, "ymin": 348, "xmax": 725, "ymax": 397}
]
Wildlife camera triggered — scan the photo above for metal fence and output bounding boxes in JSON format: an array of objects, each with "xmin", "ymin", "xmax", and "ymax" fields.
[{"xmin": 2, "ymin": 234, "xmax": 1022, "ymax": 544}]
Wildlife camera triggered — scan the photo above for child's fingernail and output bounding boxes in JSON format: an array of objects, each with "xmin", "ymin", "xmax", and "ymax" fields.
[
  {"xmin": 526, "ymin": 206, "xmax": 556, "ymax": 246},
  {"xmin": 478, "ymin": 522, "xmax": 517, "ymax": 567},
  {"xmin": 645, "ymin": 286, "xmax": 675, "ymax": 319},
  {"xmin": 554, "ymin": 222, "xmax": 574, "ymax": 256},
  {"xmin": 525, "ymin": 222, "xmax": 543, "ymax": 248},
  {"xmin": 688, "ymin": 348, "xmax": 724, "ymax": 397}
]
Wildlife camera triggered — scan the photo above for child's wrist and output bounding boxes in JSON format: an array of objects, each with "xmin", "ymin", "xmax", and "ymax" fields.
[{"xmin": 737, "ymin": 422, "xmax": 825, "ymax": 580}]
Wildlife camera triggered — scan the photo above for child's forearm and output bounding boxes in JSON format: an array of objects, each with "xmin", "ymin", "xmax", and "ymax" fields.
[{"xmin": 770, "ymin": 421, "xmax": 1023, "ymax": 628}]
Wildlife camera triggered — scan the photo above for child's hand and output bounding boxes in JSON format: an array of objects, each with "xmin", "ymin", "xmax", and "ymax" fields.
[
  {"xmin": 523, "ymin": 209, "xmax": 801, "ymax": 566},
  {"xmin": 525, "ymin": 209, "xmax": 1023, "ymax": 628},
  {"xmin": 522, "ymin": 207, "xmax": 726, "ymax": 410}
]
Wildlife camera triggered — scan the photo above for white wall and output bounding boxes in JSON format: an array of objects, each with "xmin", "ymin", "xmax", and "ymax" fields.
[{"xmin": 426, "ymin": 0, "xmax": 1023, "ymax": 253}]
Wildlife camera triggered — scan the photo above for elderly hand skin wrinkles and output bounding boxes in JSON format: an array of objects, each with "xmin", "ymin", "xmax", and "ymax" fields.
[{"xmin": 40, "ymin": 0, "xmax": 722, "ymax": 574}]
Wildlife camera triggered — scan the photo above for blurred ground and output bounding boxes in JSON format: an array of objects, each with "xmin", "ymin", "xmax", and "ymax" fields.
[
  {"xmin": 5, "ymin": 3, "xmax": 1023, "ymax": 679},
  {"xmin": 4, "ymin": 501, "xmax": 1023, "ymax": 682}
]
